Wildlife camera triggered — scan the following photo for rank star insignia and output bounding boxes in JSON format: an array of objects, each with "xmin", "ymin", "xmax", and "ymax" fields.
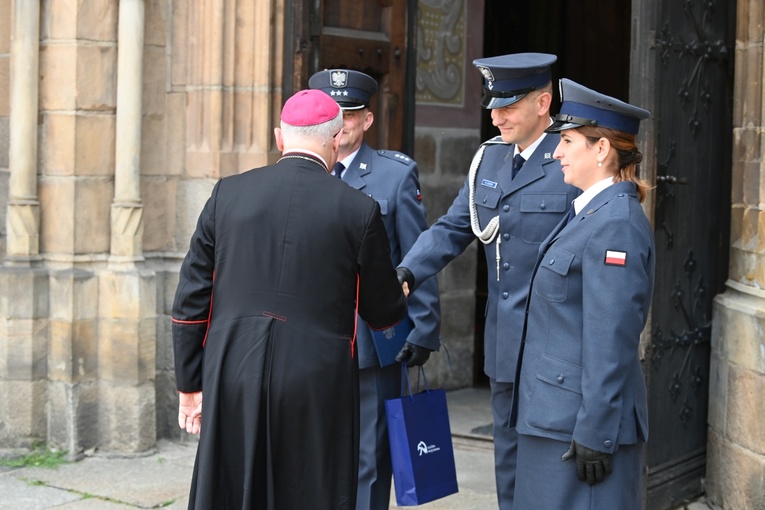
[
  {"xmin": 359, "ymin": 163, "xmax": 367, "ymax": 170},
  {"xmin": 544, "ymin": 152, "xmax": 552, "ymax": 159}
]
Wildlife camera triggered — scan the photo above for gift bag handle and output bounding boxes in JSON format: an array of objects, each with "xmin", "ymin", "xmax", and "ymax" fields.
[{"xmin": 400, "ymin": 362, "xmax": 430, "ymax": 400}]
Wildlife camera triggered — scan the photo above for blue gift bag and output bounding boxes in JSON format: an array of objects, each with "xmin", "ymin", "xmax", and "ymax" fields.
[
  {"xmin": 369, "ymin": 317, "xmax": 413, "ymax": 367},
  {"xmin": 385, "ymin": 366, "xmax": 459, "ymax": 506}
]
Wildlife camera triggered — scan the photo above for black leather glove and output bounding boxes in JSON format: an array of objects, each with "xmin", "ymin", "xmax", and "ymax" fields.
[
  {"xmin": 561, "ymin": 440, "xmax": 613, "ymax": 485},
  {"xmin": 396, "ymin": 267, "xmax": 415, "ymax": 289},
  {"xmin": 395, "ymin": 342, "xmax": 431, "ymax": 367}
]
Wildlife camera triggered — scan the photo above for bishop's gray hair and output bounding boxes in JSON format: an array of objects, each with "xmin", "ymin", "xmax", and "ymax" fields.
[{"xmin": 280, "ymin": 109, "xmax": 343, "ymax": 141}]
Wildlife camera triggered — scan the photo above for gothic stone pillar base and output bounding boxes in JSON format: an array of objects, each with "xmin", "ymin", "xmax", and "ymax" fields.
[
  {"xmin": 0, "ymin": 266, "xmax": 48, "ymax": 448},
  {"xmin": 707, "ymin": 283, "xmax": 765, "ymax": 510}
]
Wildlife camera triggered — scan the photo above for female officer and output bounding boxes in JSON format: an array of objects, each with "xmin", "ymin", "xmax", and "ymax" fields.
[{"xmin": 512, "ymin": 79, "xmax": 655, "ymax": 509}]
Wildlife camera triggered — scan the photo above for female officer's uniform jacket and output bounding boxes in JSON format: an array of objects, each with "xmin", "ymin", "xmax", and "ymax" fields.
[
  {"xmin": 516, "ymin": 180, "xmax": 655, "ymax": 452},
  {"xmin": 400, "ymin": 133, "xmax": 580, "ymax": 383}
]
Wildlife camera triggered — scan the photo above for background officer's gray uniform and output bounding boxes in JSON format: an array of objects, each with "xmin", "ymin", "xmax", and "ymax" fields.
[{"xmin": 310, "ymin": 69, "xmax": 441, "ymax": 510}]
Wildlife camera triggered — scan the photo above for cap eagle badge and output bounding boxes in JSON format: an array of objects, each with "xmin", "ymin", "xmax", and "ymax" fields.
[{"xmin": 331, "ymin": 70, "xmax": 348, "ymax": 88}]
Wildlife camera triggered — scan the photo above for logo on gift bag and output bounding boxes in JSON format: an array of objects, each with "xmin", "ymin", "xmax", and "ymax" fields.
[{"xmin": 417, "ymin": 440, "xmax": 441, "ymax": 456}]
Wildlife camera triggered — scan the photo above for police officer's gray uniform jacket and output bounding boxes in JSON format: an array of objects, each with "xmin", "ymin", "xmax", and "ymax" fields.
[
  {"xmin": 516, "ymin": 180, "xmax": 654, "ymax": 452},
  {"xmin": 344, "ymin": 142, "xmax": 441, "ymax": 368},
  {"xmin": 400, "ymin": 133, "xmax": 579, "ymax": 382}
]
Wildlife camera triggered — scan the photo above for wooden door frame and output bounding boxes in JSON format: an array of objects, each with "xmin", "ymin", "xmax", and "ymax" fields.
[{"xmin": 282, "ymin": 0, "xmax": 418, "ymax": 155}]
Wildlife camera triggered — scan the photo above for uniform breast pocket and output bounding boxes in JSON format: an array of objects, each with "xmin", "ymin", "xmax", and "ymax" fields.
[
  {"xmin": 474, "ymin": 187, "xmax": 501, "ymax": 210},
  {"xmin": 534, "ymin": 247, "xmax": 574, "ymax": 303},
  {"xmin": 520, "ymin": 192, "xmax": 568, "ymax": 243}
]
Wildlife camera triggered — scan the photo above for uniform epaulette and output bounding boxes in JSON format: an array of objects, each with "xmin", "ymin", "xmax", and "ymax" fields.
[
  {"xmin": 609, "ymin": 192, "xmax": 634, "ymax": 218},
  {"xmin": 376, "ymin": 150, "xmax": 415, "ymax": 165},
  {"xmin": 481, "ymin": 136, "xmax": 508, "ymax": 147}
]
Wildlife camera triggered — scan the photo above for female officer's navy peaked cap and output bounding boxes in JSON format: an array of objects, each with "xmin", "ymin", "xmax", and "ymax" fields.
[{"xmin": 546, "ymin": 78, "xmax": 651, "ymax": 135}]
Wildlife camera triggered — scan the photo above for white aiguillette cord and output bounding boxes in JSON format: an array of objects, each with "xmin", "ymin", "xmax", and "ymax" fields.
[{"xmin": 468, "ymin": 140, "xmax": 506, "ymax": 281}]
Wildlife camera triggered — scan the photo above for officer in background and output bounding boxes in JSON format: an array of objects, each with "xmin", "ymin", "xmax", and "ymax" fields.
[
  {"xmin": 309, "ymin": 69, "xmax": 441, "ymax": 510},
  {"xmin": 397, "ymin": 54, "xmax": 580, "ymax": 509}
]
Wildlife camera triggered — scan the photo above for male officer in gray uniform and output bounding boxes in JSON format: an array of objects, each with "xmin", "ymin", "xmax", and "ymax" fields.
[
  {"xmin": 397, "ymin": 53, "xmax": 580, "ymax": 509},
  {"xmin": 309, "ymin": 69, "xmax": 441, "ymax": 510}
]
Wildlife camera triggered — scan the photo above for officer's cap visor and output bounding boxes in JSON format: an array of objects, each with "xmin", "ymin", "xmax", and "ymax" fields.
[
  {"xmin": 545, "ymin": 113, "xmax": 598, "ymax": 133},
  {"xmin": 338, "ymin": 103, "xmax": 368, "ymax": 111},
  {"xmin": 481, "ymin": 91, "xmax": 527, "ymax": 109}
]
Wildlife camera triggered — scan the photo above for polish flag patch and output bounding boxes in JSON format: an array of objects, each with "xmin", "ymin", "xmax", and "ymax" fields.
[{"xmin": 605, "ymin": 250, "xmax": 627, "ymax": 266}]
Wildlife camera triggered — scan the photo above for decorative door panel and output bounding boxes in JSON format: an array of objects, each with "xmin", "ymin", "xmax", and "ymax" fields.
[{"xmin": 644, "ymin": 1, "xmax": 734, "ymax": 507}]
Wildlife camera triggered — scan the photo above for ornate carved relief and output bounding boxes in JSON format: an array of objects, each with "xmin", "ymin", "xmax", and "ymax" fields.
[{"xmin": 415, "ymin": 0, "xmax": 466, "ymax": 106}]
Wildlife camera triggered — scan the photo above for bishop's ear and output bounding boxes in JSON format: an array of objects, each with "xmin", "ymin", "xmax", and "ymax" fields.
[{"xmin": 274, "ymin": 127, "xmax": 284, "ymax": 151}]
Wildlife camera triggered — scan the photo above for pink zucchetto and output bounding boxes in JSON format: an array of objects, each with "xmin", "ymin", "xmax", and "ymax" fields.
[{"xmin": 280, "ymin": 89, "xmax": 340, "ymax": 126}]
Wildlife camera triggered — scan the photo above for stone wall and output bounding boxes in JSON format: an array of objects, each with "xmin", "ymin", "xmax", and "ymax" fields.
[
  {"xmin": 0, "ymin": 0, "xmax": 284, "ymax": 453},
  {"xmin": 412, "ymin": 127, "xmax": 481, "ymax": 389},
  {"xmin": 0, "ymin": 0, "xmax": 483, "ymax": 453},
  {"xmin": 706, "ymin": 0, "xmax": 765, "ymax": 508}
]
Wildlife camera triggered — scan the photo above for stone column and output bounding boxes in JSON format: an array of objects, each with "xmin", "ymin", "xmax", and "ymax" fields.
[
  {"xmin": 38, "ymin": 0, "xmax": 117, "ymax": 454},
  {"xmin": 7, "ymin": 0, "xmax": 40, "ymax": 258},
  {"xmin": 111, "ymin": 0, "xmax": 145, "ymax": 260},
  {"xmin": 706, "ymin": 0, "xmax": 765, "ymax": 507},
  {"xmin": 98, "ymin": 0, "xmax": 157, "ymax": 453},
  {"xmin": 0, "ymin": 0, "xmax": 48, "ymax": 450}
]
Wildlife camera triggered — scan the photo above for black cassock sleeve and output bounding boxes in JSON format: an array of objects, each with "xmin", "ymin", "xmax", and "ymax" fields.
[
  {"xmin": 356, "ymin": 202, "xmax": 408, "ymax": 330},
  {"xmin": 172, "ymin": 182, "xmax": 219, "ymax": 393}
]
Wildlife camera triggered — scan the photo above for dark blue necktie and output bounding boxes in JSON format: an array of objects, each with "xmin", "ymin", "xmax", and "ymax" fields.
[
  {"xmin": 333, "ymin": 162, "xmax": 345, "ymax": 179},
  {"xmin": 565, "ymin": 202, "xmax": 576, "ymax": 225},
  {"xmin": 512, "ymin": 154, "xmax": 525, "ymax": 179}
]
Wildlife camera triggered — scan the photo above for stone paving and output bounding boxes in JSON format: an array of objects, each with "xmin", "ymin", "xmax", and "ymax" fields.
[{"xmin": 0, "ymin": 387, "xmax": 715, "ymax": 509}]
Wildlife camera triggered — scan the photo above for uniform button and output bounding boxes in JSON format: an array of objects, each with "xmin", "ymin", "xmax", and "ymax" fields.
[
  {"xmin": 503, "ymin": 263, "xmax": 510, "ymax": 270},
  {"xmin": 549, "ymin": 258, "xmax": 555, "ymax": 265},
  {"xmin": 502, "ymin": 292, "xmax": 509, "ymax": 299},
  {"xmin": 503, "ymin": 233, "xmax": 510, "ymax": 241},
  {"xmin": 557, "ymin": 374, "xmax": 564, "ymax": 383},
  {"xmin": 603, "ymin": 440, "xmax": 613, "ymax": 448},
  {"xmin": 483, "ymin": 197, "xmax": 487, "ymax": 203},
  {"xmin": 503, "ymin": 205, "xmax": 510, "ymax": 212},
  {"xmin": 540, "ymin": 203, "xmax": 546, "ymax": 210}
]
